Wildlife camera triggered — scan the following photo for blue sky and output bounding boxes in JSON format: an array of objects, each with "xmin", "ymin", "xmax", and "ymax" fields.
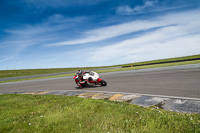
[{"xmin": 0, "ymin": 0, "xmax": 200, "ymax": 70}]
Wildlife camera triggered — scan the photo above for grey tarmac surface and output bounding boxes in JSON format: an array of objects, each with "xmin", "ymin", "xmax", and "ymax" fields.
[{"xmin": 1, "ymin": 64, "xmax": 200, "ymax": 99}]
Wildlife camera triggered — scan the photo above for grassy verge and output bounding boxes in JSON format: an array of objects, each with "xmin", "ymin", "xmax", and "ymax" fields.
[
  {"xmin": 0, "ymin": 66, "xmax": 119, "ymax": 78},
  {"xmin": 122, "ymin": 54, "xmax": 200, "ymax": 67},
  {"xmin": 0, "ymin": 60, "xmax": 200, "ymax": 83},
  {"xmin": 97, "ymin": 59, "xmax": 200, "ymax": 73},
  {"xmin": 0, "ymin": 73, "xmax": 75, "ymax": 83},
  {"xmin": 0, "ymin": 94, "xmax": 199, "ymax": 132}
]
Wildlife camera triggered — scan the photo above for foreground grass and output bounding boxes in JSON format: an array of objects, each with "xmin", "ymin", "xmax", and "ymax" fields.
[{"xmin": 0, "ymin": 94, "xmax": 200, "ymax": 133}]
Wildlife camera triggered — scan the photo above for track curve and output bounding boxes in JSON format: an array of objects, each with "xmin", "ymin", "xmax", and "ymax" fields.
[{"xmin": 1, "ymin": 64, "xmax": 200, "ymax": 98}]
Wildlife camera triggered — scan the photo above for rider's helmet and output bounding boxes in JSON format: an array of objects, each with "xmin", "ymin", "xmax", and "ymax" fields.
[
  {"xmin": 77, "ymin": 70, "xmax": 83, "ymax": 77},
  {"xmin": 89, "ymin": 71, "xmax": 94, "ymax": 75}
]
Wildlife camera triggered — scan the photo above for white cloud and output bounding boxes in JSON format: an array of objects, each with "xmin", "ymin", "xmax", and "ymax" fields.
[
  {"xmin": 116, "ymin": 5, "xmax": 134, "ymax": 15},
  {"xmin": 116, "ymin": 0, "xmax": 157, "ymax": 15},
  {"xmin": 1, "ymin": 14, "xmax": 88, "ymax": 64},
  {"xmin": 3, "ymin": 14, "xmax": 86, "ymax": 49},
  {"xmin": 88, "ymin": 29, "xmax": 200, "ymax": 63},
  {"xmin": 132, "ymin": 0, "xmax": 156, "ymax": 11},
  {"xmin": 115, "ymin": 1, "xmax": 197, "ymax": 16},
  {"xmin": 47, "ymin": 19, "xmax": 166, "ymax": 46},
  {"xmin": 22, "ymin": 0, "xmax": 110, "ymax": 9},
  {"xmin": 85, "ymin": 10, "xmax": 200, "ymax": 64},
  {"xmin": 47, "ymin": 9, "xmax": 200, "ymax": 46},
  {"xmin": 0, "ymin": 56, "xmax": 14, "ymax": 63}
]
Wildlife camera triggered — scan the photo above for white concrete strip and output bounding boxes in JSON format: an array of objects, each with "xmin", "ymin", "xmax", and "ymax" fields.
[{"xmin": 64, "ymin": 90, "xmax": 200, "ymax": 101}]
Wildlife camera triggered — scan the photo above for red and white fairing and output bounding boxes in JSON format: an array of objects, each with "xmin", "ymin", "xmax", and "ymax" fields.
[{"xmin": 73, "ymin": 71, "xmax": 106, "ymax": 88}]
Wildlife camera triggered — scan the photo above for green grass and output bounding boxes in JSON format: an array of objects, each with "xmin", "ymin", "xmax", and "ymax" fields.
[
  {"xmin": 0, "ymin": 66, "xmax": 119, "ymax": 78},
  {"xmin": 122, "ymin": 54, "xmax": 200, "ymax": 67},
  {"xmin": 0, "ymin": 94, "xmax": 200, "ymax": 133},
  {"xmin": 0, "ymin": 73, "xmax": 74, "ymax": 83},
  {"xmin": 98, "ymin": 60, "xmax": 200, "ymax": 73}
]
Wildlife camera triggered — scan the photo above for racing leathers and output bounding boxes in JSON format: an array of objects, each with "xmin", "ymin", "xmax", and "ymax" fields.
[{"xmin": 76, "ymin": 70, "xmax": 99, "ymax": 87}]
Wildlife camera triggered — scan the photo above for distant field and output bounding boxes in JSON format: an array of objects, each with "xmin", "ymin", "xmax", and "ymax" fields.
[
  {"xmin": 0, "ymin": 66, "xmax": 119, "ymax": 78},
  {"xmin": 122, "ymin": 54, "xmax": 200, "ymax": 67},
  {"xmin": 97, "ymin": 60, "xmax": 200, "ymax": 73},
  {"xmin": 0, "ymin": 54, "xmax": 199, "ymax": 79}
]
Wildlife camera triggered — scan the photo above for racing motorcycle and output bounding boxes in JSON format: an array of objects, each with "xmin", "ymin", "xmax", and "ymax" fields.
[{"xmin": 73, "ymin": 71, "xmax": 107, "ymax": 89}]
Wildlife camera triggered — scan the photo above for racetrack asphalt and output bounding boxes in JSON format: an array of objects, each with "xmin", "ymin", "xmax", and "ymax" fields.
[{"xmin": 1, "ymin": 64, "xmax": 200, "ymax": 99}]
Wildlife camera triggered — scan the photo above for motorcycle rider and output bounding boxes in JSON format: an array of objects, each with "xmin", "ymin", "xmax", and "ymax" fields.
[
  {"xmin": 76, "ymin": 70, "xmax": 97, "ymax": 86},
  {"xmin": 76, "ymin": 70, "xmax": 86, "ymax": 88},
  {"xmin": 74, "ymin": 70, "xmax": 106, "ymax": 88}
]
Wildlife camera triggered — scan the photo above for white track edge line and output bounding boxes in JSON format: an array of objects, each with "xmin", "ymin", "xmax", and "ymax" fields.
[{"xmin": 64, "ymin": 90, "xmax": 200, "ymax": 101}]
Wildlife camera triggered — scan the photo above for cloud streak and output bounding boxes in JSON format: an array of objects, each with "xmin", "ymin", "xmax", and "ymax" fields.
[
  {"xmin": 0, "ymin": 14, "xmax": 89, "ymax": 67},
  {"xmin": 22, "ymin": 0, "xmax": 110, "ymax": 9},
  {"xmin": 2, "ymin": 14, "xmax": 87, "ymax": 51},
  {"xmin": 46, "ymin": 20, "xmax": 166, "ymax": 46},
  {"xmin": 41, "ymin": 9, "xmax": 200, "ymax": 66},
  {"xmin": 116, "ymin": 0, "xmax": 157, "ymax": 15},
  {"xmin": 88, "ymin": 29, "xmax": 200, "ymax": 64},
  {"xmin": 115, "ymin": 0, "xmax": 197, "ymax": 15},
  {"xmin": 46, "ymin": 9, "xmax": 200, "ymax": 46},
  {"xmin": 85, "ymin": 10, "xmax": 200, "ymax": 64},
  {"xmin": 0, "ymin": 56, "xmax": 14, "ymax": 63}
]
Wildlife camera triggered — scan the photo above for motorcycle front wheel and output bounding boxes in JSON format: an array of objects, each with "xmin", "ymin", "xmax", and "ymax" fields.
[{"xmin": 100, "ymin": 80, "xmax": 107, "ymax": 86}]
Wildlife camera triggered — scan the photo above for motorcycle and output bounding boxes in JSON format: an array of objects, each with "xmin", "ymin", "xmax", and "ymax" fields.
[{"xmin": 73, "ymin": 71, "xmax": 107, "ymax": 89}]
